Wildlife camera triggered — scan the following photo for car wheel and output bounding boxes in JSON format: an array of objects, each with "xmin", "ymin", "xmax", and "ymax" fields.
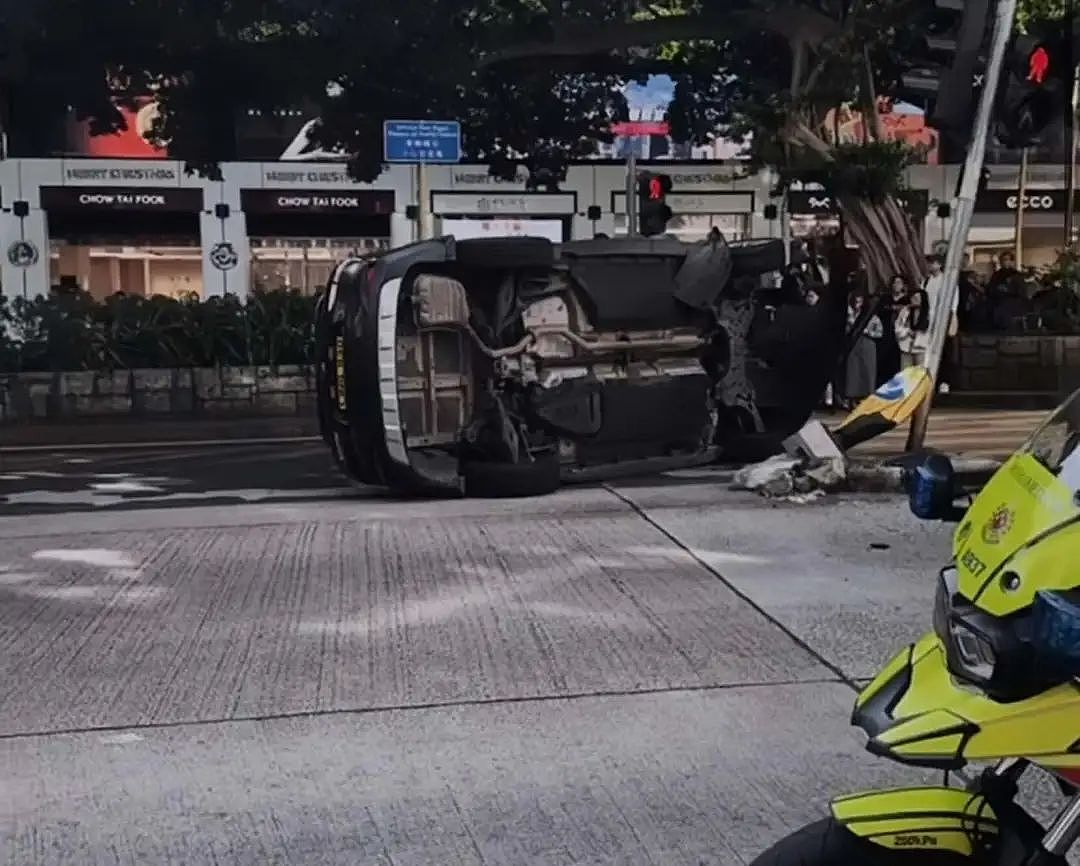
[
  {"xmin": 731, "ymin": 239, "xmax": 786, "ymax": 277},
  {"xmin": 453, "ymin": 236, "xmax": 556, "ymax": 269},
  {"xmin": 462, "ymin": 450, "xmax": 562, "ymax": 498}
]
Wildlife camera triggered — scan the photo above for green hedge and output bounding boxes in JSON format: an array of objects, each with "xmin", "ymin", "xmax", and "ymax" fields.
[{"xmin": 0, "ymin": 289, "xmax": 316, "ymax": 373}]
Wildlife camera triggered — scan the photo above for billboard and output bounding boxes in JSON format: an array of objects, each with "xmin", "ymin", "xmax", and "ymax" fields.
[{"xmin": 63, "ymin": 99, "xmax": 168, "ymax": 159}]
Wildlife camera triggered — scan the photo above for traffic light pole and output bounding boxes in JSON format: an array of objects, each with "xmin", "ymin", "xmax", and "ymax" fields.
[
  {"xmin": 625, "ymin": 150, "xmax": 638, "ymax": 237},
  {"xmin": 907, "ymin": 0, "xmax": 1017, "ymax": 452}
]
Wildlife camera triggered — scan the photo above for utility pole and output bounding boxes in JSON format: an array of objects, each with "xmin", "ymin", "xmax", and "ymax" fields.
[{"xmin": 907, "ymin": 0, "xmax": 1017, "ymax": 452}]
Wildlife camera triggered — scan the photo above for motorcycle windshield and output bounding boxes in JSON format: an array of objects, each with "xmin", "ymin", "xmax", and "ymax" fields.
[{"xmin": 953, "ymin": 390, "xmax": 1080, "ymax": 605}]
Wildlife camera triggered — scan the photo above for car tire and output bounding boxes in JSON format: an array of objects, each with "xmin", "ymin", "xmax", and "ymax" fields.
[
  {"xmin": 731, "ymin": 239, "xmax": 786, "ymax": 277},
  {"xmin": 453, "ymin": 236, "xmax": 555, "ymax": 269},
  {"xmin": 462, "ymin": 450, "xmax": 562, "ymax": 498}
]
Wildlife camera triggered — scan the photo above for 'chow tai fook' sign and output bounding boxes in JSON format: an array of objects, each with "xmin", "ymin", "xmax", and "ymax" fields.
[
  {"xmin": 39, "ymin": 186, "xmax": 203, "ymax": 212},
  {"xmin": 240, "ymin": 189, "xmax": 394, "ymax": 215}
]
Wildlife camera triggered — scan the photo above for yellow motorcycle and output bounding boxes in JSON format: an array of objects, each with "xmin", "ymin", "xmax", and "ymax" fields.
[{"xmin": 753, "ymin": 390, "xmax": 1080, "ymax": 865}]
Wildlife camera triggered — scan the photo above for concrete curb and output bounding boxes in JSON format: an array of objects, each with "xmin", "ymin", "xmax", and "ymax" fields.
[
  {"xmin": 1, "ymin": 435, "xmax": 320, "ymax": 453},
  {"xmin": 846, "ymin": 456, "xmax": 1002, "ymax": 494}
]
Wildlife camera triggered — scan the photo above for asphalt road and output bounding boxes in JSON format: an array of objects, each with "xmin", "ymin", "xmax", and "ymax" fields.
[{"xmin": 0, "ymin": 442, "xmax": 355, "ymax": 515}]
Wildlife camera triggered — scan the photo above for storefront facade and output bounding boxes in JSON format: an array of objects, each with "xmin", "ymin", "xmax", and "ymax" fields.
[{"xmin": 3, "ymin": 156, "xmax": 1075, "ymax": 300}]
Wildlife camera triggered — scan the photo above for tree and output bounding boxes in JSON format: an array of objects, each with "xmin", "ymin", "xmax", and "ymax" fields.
[
  {"xmin": 471, "ymin": 0, "xmax": 948, "ymax": 288},
  {"xmin": 1, "ymin": 0, "xmax": 632, "ymax": 183},
  {"xmin": 2, "ymin": 0, "xmax": 1065, "ymax": 286}
]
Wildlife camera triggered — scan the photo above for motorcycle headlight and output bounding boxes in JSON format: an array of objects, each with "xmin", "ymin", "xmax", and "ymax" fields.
[
  {"xmin": 934, "ymin": 567, "xmax": 998, "ymax": 687},
  {"xmin": 932, "ymin": 568, "xmax": 1067, "ymax": 701},
  {"xmin": 948, "ymin": 619, "xmax": 997, "ymax": 682}
]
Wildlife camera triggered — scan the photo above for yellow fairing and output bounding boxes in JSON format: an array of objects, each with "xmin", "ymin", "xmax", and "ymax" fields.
[
  {"xmin": 831, "ymin": 787, "xmax": 998, "ymax": 856},
  {"xmin": 952, "ymin": 453, "xmax": 1079, "ymax": 616},
  {"xmin": 854, "ymin": 634, "xmax": 1080, "ymax": 767}
]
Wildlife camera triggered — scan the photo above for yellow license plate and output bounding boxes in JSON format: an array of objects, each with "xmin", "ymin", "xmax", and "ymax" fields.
[{"xmin": 334, "ymin": 335, "xmax": 347, "ymax": 412}]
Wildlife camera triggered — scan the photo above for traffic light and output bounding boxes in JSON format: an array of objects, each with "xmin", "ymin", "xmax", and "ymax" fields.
[
  {"xmin": 897, "ymin": 0, "xmax": 992, "ymax": 154},
  {"xmin": 637, "ymin": 172, "xmax": 673, "ymax": 237},
  {"xmin": 995, "ymin": 33, "xmax": 1068, "ymax": 148}
]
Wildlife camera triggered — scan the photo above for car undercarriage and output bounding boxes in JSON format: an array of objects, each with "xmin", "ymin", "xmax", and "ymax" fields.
[{"xmin": 316, "ymin": 234, "xmax": 843, "ymax": 497}]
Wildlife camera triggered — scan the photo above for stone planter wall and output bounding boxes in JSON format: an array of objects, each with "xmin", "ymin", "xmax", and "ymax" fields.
[
  {"xmin": 0, "ymin": 365, "xmax": 317, "ymax": 424},
  {"xmin": 955, "ymin": 335, "xmax": 1080, "ymax": 393},
  {"xmin": 3, "ymin": 338, "xmax": 1080, "ymax": 425}
]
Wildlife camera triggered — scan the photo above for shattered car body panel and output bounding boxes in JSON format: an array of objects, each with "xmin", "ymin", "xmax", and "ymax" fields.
[{"xmin": 315, "ymin": 234, "xmax": 843, "ymax": 496}]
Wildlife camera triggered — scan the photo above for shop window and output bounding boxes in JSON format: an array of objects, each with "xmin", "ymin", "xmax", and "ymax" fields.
[
  {"xmin": 48, "ymin": 240, "xmax": 203, "ymax": 301},
  {"xmin": 249, "ymin": 237, "xmax": 388, "ymax": 295},
  {"xmin": 614, "ymin": 212, "xmax": 750, "ymax": 241},
  {"xmin": 45, "ymin": 201, "xmax": 202, "ymax": 300}
]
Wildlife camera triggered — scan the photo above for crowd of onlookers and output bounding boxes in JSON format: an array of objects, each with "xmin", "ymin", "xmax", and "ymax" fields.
[{"xmin": 773, "ymin": 247, "xmax": 1080, "ymax": 409}]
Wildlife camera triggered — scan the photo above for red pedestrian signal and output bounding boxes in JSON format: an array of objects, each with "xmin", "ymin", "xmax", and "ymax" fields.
[
  {"xmin": 648, "ymin": 177, "xmax": 663, "ymax": 200},
  {"xmin": 1028, "ymin": 45, "xmax": 1050, "ymax": 84}
]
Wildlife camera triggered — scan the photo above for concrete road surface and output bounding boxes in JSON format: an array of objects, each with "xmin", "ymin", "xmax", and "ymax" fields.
[{"xmin": 0, "ymin": 474, "xmax": 1064, "ymax": 864}]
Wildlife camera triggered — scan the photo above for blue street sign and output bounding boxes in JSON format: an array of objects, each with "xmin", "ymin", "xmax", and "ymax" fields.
[{"xmin": 383, "ymin": 120, "xmax": 462, "ymax": 164}]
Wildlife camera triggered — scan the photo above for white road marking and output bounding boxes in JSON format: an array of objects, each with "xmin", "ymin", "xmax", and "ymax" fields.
[{"xmin": 32, "ymin": 549, "xmax": 138, "ymax": 569}]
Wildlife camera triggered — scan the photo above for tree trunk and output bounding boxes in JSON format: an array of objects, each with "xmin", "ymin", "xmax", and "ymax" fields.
[{"xmin": 837, "ymin": 196, "xmax": 928, "ymax": 293}]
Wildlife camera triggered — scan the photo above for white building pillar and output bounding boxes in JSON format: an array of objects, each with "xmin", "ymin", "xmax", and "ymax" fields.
[
  {"xmin": 200, "ymin": 203, "xmax": 251, "ymax": 299},
  {"xmin": 1, "ymin": 205, "xmax": 50, "ymax": 300}
]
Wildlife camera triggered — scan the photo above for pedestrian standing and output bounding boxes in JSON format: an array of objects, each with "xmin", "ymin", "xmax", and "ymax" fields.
[
  {"xmin": 844, "ymin": 292, "xmax": 883, "ymax": 407},
  {"xmin": 896, "ymin": 288, "xmax": 930, "ymax": 369},
  {"xmin": 922, "ymin": 255, "xmax": 958, "ymax": 392},
  {"xmin": 876, "ymin": 275, "xmax": 907, "ymax": 386}
]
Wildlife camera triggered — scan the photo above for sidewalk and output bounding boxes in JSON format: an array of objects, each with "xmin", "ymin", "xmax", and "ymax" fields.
[{"xmin": 1, "ymin": 416, "xmax": 321, "ymax": 449}]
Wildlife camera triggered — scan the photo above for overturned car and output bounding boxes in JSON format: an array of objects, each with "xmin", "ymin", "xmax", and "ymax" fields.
[{"xmin": 315, "ymin": 234, "xmax": 844, "ymax": 497}]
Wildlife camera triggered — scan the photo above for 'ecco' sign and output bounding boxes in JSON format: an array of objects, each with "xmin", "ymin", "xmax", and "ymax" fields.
[
  {"xmin": 975, "ymin": 188, "xmax": 1078, "ymax": 214},
  {"xmin": 1006, "ymin": 194, "xmax": 1056, "ymax": 210}
]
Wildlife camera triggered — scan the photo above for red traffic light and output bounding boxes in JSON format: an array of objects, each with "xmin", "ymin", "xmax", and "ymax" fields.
[{"xmin": 1028, "ymin": 45, "xmax": 1050, "ymax": 84}]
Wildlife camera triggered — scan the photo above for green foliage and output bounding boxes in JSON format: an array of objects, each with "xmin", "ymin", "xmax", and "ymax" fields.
[
  {"xmin": 0, "ymin": 289, "xmax": 316, "ymax": 373},
  {"xmin": 4, "ymin": 0, "xmax": 1071, "ymax": 183},
  {"xmin": 824, "ymin": 140, "xmax": 925, "ymax": 203}
]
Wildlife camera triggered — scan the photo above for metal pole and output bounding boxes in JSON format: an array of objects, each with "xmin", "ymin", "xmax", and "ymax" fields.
[
  {"xmin": 417, "ymin": 163, "xmax": 432, "ymax": 240},
  {"xmin": 781, "ymin": 189, "xmax": 792, "ymax": 268},
  {"xmin": 1066, "ymin": 0, "xmax": 1078, "ymax": 248},
  {"xmin": 1068, "ymin": 72, "xmax": 1079, "ymax": 247},
  {"xmin": 907, "ymin": 0, "xmax": 1017, "ymax": 452},
  {"xmin": 1015, "ymin": 146, "xmax": 1028, "ymax": 266},
  {"xmin": 625, "ymin": 148, "xmax": 638, "ymax": 236}
]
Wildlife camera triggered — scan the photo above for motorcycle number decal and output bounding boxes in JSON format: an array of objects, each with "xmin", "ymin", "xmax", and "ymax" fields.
[
  {"xmin": 959, "ymin": 547, "xmax": 988, "ymax": 578},
  {"xmin": 894, "ymin": 834, "xmax": 939, "ymax": 848}
]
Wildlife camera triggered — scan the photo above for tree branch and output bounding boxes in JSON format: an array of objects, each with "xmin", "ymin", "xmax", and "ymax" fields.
[
  {"xmin": 790, "ymin": 39, "xmax": 806, "ymax": 101},
  {"xmin": 786, "ymin": 119, "xmax": 835, "ymax": 159},
  {"xmin": 478, "ymin": 6, "xmax": 842, "ymax": 67},
  {"xmin": 860, "ymin": 44, "xmax": 885, "ymax": 141}
]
